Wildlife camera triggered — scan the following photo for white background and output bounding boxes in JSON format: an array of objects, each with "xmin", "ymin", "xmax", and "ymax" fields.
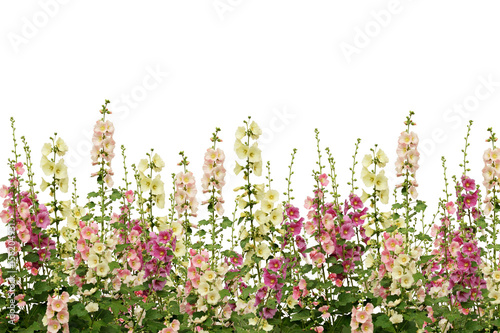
[{"xmin": 1, "ymin": 1, "xmax": 500, "ymax": 243}]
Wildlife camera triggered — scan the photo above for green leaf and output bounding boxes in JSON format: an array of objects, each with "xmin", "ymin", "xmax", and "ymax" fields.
[
  {"xmin": 108, "ymin": 261, "xmax": 120, "ymax": 271},
  {"xmin": 415, "ymin": 200, "xmax": 427, "ymax": 212},
  {"xmin": 88, "ymin": 191, "xmax": 99, "ymax": 198},
  {"xmin": 198, "ymin": 219, "xmax": 210, "ymax": 226},
  {"xmin": 301, "ymin": 264, "xmax": 312, "ymax": 274},
  {"xmin": 24, "ymin": 252, "xmax": 39, "ymax": 262},
  {"xmin": 81, "ymin": 213, "xmax": 92, "ymax": 221},
  {"xmin": 419, "ymin": 255, "xmax": 434, "ymax": 264},
  {"xmin": 221, "ymin": 217, "xmax": 233, "ymax": 228},
  {"xmin": 219, "ymin": 289, "xmax": 231, "ymax": 298},
  {"xmin": 110, "ymin": 189, "xmax": 122, "ymax": 201},
  {"xmin": 0, "ymin": 253, "xmax": 8, "ymax": 262},
  {"xmin": 70, "ymin": 303, "xmax": 88, "ymax": 318},
  {"xmin": 328, "ymin": 264, "xmax": 343, "ymax": 274},
  {"xmin": 169, "ymin": 301, "xmax": 180, "ymax": 315},
  {"xmin": 187, "ymin": 294, "xmax": 198, "ymax": 304},
  {"xmin": 465, "ymin": 320, "xmax": 483, "ymax": 331},
  {"xmin": 290, "ymin": 309, "xmax": 310, "ymax": 322}
]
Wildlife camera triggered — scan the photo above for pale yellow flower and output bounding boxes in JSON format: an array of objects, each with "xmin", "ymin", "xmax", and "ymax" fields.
[
  {"xmin": 376, "ymin": 149, "xmax": 389, "ymax": 167},
  {"xmin": 235, "ymin": 126, "xmax": 246, "ymax": 140},
  {"xmin": 248, "ymin": 143, "xmax": 262, "ymax": 163},
  {"xmin": 253, "ymin": 161, "xmax": 262, "ymax": 176},
  {"xmin": 256, "ymin": 243, "xmax": 270, "ymax": 260},
  {"xmin": 362, "ymin": 154, "xmax": 372, "ymax": 168},
  {"xmin": 138, "ymin": 159, "xmax": 148, "ymax": 173},
  {"xmin": 264, "ymin": 189, "xmax": 279, "ymax": 203},
  {"xmin": 41, "ymin": 156, "xmax": 55, "ymax": 176},
  {"xmin": 361, "ymin": 167, "xmax": 375, "ymax": 187},
  {"xmin": 374, "ymin": 170, "xmax": 388, "ymax": 191},
  {"xmin": 234, "ymin": 162, "xmax": 244, "ymax": 175},
  {"xmin": 261, "ymin": 200, "xmax": 273, "ymax": 214},
  {"xmin": 151, "ymin": 176, "xmax": 165, "ymax": 195},
  {"xmin": 198, "ymin": 282, "xmax": 210, "ymax": 296},
  {"xmin": 55, "ymin": 137, "xmax": 68, "ymax": 156},
  {"xmin": 249, "ymin": 121, "xmax": 262, "ymax": 139},
  {"xmin": 140, "ymin": 176, "xmax": 152, "ymax": 192},
  {"xmin": 85, "ymin": 302, "xmax": 99, "ymax": 313},
  {"xmin": 206, "ymin": 290, "xmax": 220, "ymax": 305},
  {"xmin": 152, "ymin": 153, "xmax": 165, "ymax": 172},
  {"xmin": 95, "ymin": 263, "xmax": 109, "ymax": 277},
  {"xmin": 41, "ymin": 143, "xmax": 52, "ymax": 156},
  {"xmin": 400, "ymin": 273, "xmax": 414, "ymax": 288},
  {"xmin": 269, "ymin": 207, "xmax": 283, "ymax": 226}
]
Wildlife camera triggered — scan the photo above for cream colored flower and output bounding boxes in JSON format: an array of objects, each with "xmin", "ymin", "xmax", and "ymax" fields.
[
  {"xmin": 234, "ymin": 162, "xmax": 244, "ymax": 175},
  {"xmin": 138, "ymin": 159, "xmax": 148, "ymax": 173},
  {"xmin": 365, "ymin": 253, "xmax": 374, "ymax": 268},
  {"xmin": 379, "ymin": 189, "xmax": 389, "ymax": 204},
  {"xmin": 156, "ymin": 193, "xmax": 165, "ymax": 209},
  {"xmin": 140, "ymin": 176, "xmax": 152, "ymax": 192},
  {"xmin": 249, "ymin": 121, "xmax": 262, "ymax": 139},
  {"xmin": 95, "ymin": 262, "xmax": 109, "ymax": 277},
  {"xmin": 42, "ymin": 143, "xmax": 52, "ymax": 156},
  {"xmin": 490, "ymin": 290, "xmax": 500, "ymax": 304},
  {"xmin": 264, "ymin": 189, "xmax": 279, "ymax": 203},
  {"xmin": 256, "ymin": 243, "xmax": 270, "ymax": 260},
  {"xmin": 85, "ymin": 302, "xmax": 99, "ymax": 313},
  {"xmin": 198, "ymin": 282, "xmax": 210, "ymax": 296},
  {"xmin": 374, "ymin": 170, "xmax": 388, "ymax": 191},
  {"xmin": 59, "ymin": 177, "xmax": 69, "ymax": 193},
  {"xmin": 361, "ymin": 167, "xmax": 375, "ymax": 187},
  {"xmin": 171, "ymin": 222, "xmax": 183, "ymax": 237},
  {"xmin": 174, "ymin": 241, "xmax": 186, "ymax": 257},
  {"xmin": 400, "ymin": 273, "xmax": 414, "ymax": 289},
  {"xmin": 40, "ymin": 178, "xmax": 49, "ymax": 192},
  {"xmin": 206, "ymin": 290, "xmax": 220, "ymax": 305},
  {"xmin": 87, "ymin": 254, "xmax": 99, "ymax": 268},
  {"xmin": 54, "ymin": 159, "xmax": 68, "ymax": 179},
  {"xmin": 151, "ymin": 176, "xmax": 165, "ymax": 195},
  {"xmin": 376, "ymin": 149, "xmax": 389, "ymax": 167},
  {"xmin": 254, "ymin": 210, "xmax": 268, "ymax": 225},
  {"xmin": 389, "ymin": 312, "xmax": 403, "ymax": 324},
  {"xmin": 269, "ymin": 207, "xmax": 283, "ymax": 226},
  {"xmin": 492, "ymin": 270, "xmax": 500, "ymax": 282},
  {"xmin": 248, "ymin": 143, "xmax": 262, "ymax": 163},
  {"xmin": 55, "ymin": 138, "xmax": 68, "ymax": 156},
  {"xmin": 152, "ymin": 153, "xmax": 165, "ymax": 172},
  {"xmin": 235, "ymin": 126, "xmax": 246, "ymax": 140},
  {"xmin": 41, "ymin": 156, "xmax": 55, "ymax": 176},
  {"xmin": 261, "ymin": 200, "xmax": 273, "ymax": 214},
  {"xmin": 362, "ymin": 154, "xmax": 372, "ymax": 168},
  {"xmin": 93, "ymin": 242, "xmax": 105, "ymax": 254},
  {"xmin": 392, "ymin": 265, "xmax": 404, "ymax": 279},
  {"xmin": 253, "ymin": 161, "xmax": 262, "ymax": 176},
  {"xmin": 204, "ymin": 270, "xmax": 216, "ymax": 282},
  {"xmin": 396, "ymin": 253, "xmax": 410, "ymax": 266}
]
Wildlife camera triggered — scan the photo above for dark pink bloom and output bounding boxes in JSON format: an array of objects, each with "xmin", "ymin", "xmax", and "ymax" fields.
[
  {"xmin": 286, "ymin": 206, "xmax": 300, "ymax": 220},
  {"xmin": 263, "ymin": 271, "xmax": 279, "ymax": 289},
  {"xmin": 268, "ymin": 258, "xmax": 282, "ymax": 272},
  {"xmin": 349, "ymin": 194, "xmax": 363, "ymax": 210},
  {"xmin": 340, "ymin": 223, "xmax": 355, "ymax": 240},
  {"xmin": 463, "ymin": 192, "xmax": 478, "ymax": 209},
  {"xmin": 461, "ymin": 176, "xmax": 476, "ymax": 191}
]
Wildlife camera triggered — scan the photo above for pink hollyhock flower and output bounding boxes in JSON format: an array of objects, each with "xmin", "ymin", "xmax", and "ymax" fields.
[
  {"xmin": 322, "ymin": 241, "xmax": 335, "ymax": 255},
  {"xmin": 125, "ymin": 190, "xmax": 134, "ymax": 203},
  {"xmin": 361, "ymin": 320, "xmax": 374, "ymax": 333},
  {"xmin": 158, "ymin": 230, "xmax": 172, "ymax": 244},
  {"xmin": 456, "ymin": 290, "xmax": 471, "ymax": 303},
  {"xmin": 268, "ymin": 258, "xmax": 282, "ymax": 272},
  {"xmin": 171, "ymin": 319, "xmax": 180, "ymax": 330},
  {"xmin": 0, "ymin": 185, "xmax": 9, "ymax": 198},
  {"xmin": 292, "ymin": 286, "xmax": 301, "ymax": 300},
  {"xmin": 36, "ymin": 210, "xmax": 50, "ymax": 229},
  {"xmin": 286, "ymin": 205, "xmax": 300, "ymax": 220},
  {"xmin": 304, "ymin": 196, "xmax": 314, "ymax": 209},
  {"xmin": 350, "ymin": 194, "xmax": 364, "ymax": 209},
  {"xmin": 351, "ymin": 210, "xmax": 367, "ymax": 226},
  {"xmin": 462, "ymin": 242, "xmax": 477, "ymax": 256},
  {"xmin": 322, "ymin": 213, "xmax": 335, "ymax": 231},
  {"xmin": 289, "ymin": 219, "xmax": 303, "ymax": 236},
  {"xmin": 304, "ymin": 221, "xmax": 315, "ymax": 235},
  {"xmin": 385, "ymin": 237, "xmax": 397, "ymax": 252},
  {"xmin": 14, "ymin": 162, "xmax": 25, "ymax": 175},
  {"xmin": 261, "ymin": 307, "xmax": 277, "ymax": 319},
  {"xmin": 339, "ymin": 223, "xmax": 354, "ymax": 240},
  {"xmin": 318, "ymin": 173, "xmax": 329, "ymax": 187},
  {"xmin": 18, "ymin": 202, "xmax": 30, "ymax": 220},
  {"xmin": 81, "ymin": 226, "xmax": 94, "ymax": 240},
  {"xmin": 461, "ymin": 176, "xmax": 476, "ymax": 191},
  {"xmin": 365, "ymin": 303, "xmax": 374, "ymax": 315},
  {"xmin": 128, "ymin": 258, "xmax": 141, "ymax": 271},
  {"xmin": 311, "ymin": 252, "xmax": 325, "ymax": 267},
  {"xmin": 263, "ymin": 271, "xmax": 278, "ymax": 289},
  {"xmin": 463, "ymin": 192, "xmax": 478, "ymax": 209},
  {"xmin": 230, "ymin": 254, "xmax": 243, "ymax": 266},
  {"xmin": 17, "ymin": 229, "xmax": 30, "ymax": 243},
  {"xmin": 51, "ymin": 298, "xmax": 65, "ymax": 312},
  {"xmin": 299, "ymin": 279, "xmax": 307, "ymax": 290},
  {"xmin": 457, "ymin": 256, "xmax": 471, "ymax": 272},
  {"xmin": 57, "ymin": 310, "xmax": 69, "ymax": 324},
  {"xmin": 313, "ymin": 326, "xmax": 324, "ymax": 333},
  {"xmin": 342, "ymin": 260, "xmax": 353, "ymax": 273},
  {"xmin": 192, "ymin": 254, "xmax": 204, "ymax": 268},
  {"xmin": 356, "ymin": 310, "xmax": 369, "ymax": 323},
  {"xmin": 47, "ymin": 319, "xmax": 61, "ymax": 333}
]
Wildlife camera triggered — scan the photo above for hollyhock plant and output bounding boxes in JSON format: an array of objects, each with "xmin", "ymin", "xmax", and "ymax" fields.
[{"xmin": 3, "ymin": 108, "xmax": 500, "ymax": 332}]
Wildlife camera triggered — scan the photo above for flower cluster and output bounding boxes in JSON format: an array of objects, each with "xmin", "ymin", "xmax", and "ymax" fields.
[
  {"xmin": 350, "ymin": 302, "xmax": 374, "ymax": 332},
  {"xmin": 43, "ymin": 292, "xmax": 70, "ymax": 333},
  {"xmin": 90, "ymin": 101, "xmax": 116, "ymax": 187}
]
